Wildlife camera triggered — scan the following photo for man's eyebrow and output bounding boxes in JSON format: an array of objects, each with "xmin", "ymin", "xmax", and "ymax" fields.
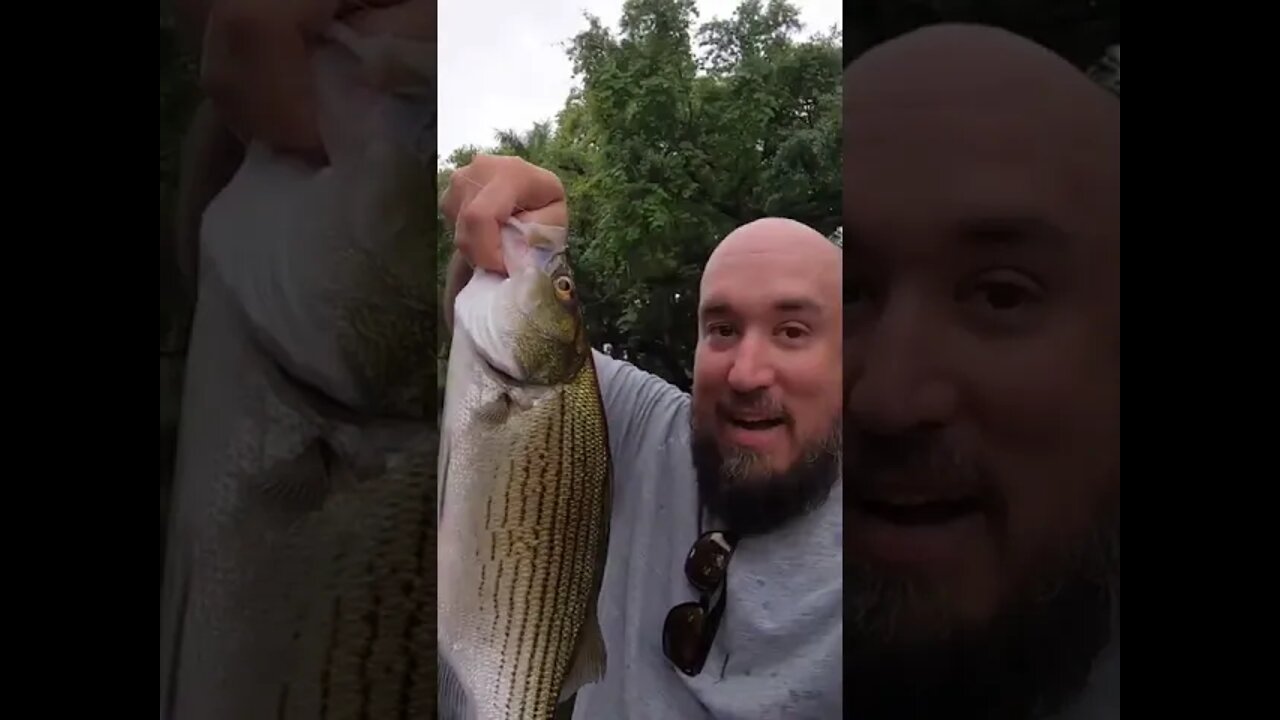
[
  {"xmin": 773, "ymin": 297, "xmax": 822, "ymax": 314},
  {"xmin": 699, "ymin": 298, "xmax": 824, "ymax": 318},
  {"xmin": 956, "ymin": 215, "xmax": 1069, "ymax": 247},
  {"xmin": 700, "ymin": 301, "xmax": 731, "ymax": 319}
]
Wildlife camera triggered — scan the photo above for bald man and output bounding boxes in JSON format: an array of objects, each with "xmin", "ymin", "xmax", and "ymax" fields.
[
  {"xmin": 843, "ymin": 24, "xmax": 1120, "ymax": 720},
  {"xmin": 442, "ymin": 199, "xmax": 844, "ymax": 717},
  {"xmin": 690, "ymin": 218, "xmax": 843, "ymax": 534}
]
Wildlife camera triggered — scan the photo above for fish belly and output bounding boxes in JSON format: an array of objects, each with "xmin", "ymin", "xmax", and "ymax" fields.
[
  {"xmin": 281, "ymin": 440, "xmax": 439, "ymax": 720},
  {"xmin": 438, "ymin": 368, "xmax": 610, "ymax": 720},
  {"xmin": 165, "ymin": 432, "xmax": 439, "ymax": 720}
]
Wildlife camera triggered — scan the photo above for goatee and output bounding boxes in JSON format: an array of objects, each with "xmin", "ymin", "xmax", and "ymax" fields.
[
  {"xmin": 846, "ymin": 511, "xmax": 1120, "ymax": 720},
  {"xmin": 690, "ymin": 418, "xmax": 840, "ymax": 537}
]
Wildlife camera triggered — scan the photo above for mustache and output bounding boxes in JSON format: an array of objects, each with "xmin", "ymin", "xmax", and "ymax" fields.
[
  {"xmin": 846, "ymin": 429, "xmax": 989, "ymax": 492},
  {"xmin": 718, "ymin": 391, "xmax": 790, "ymax": 420}
]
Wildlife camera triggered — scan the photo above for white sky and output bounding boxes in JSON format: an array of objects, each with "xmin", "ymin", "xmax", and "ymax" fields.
[{"xmin": 438, "ymin": 0, "xmax": 841, "ymax": 165}]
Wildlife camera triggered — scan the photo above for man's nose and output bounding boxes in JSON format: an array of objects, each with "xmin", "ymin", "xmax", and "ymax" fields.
[
  {"xmin": 727, "ymin": 334, "xmax": 776, "ymax": 393},
  {"xmin": 845, "ymin": 311, "xmax": 958, "ymax": 434}
]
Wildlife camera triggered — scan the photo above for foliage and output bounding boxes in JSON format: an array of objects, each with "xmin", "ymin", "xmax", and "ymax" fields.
[{"xmin": 439, "ymin": 0, "xmax": 841, "ymax": 390}]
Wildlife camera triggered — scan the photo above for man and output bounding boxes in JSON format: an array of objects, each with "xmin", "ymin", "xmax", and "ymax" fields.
[
  {"xmin": 843, "ymin": 24, "xmax": 1120, "ymax": 719},
  {"xmin": 443, "ymin": 164, "xmax": 845, "ymax": 718}
]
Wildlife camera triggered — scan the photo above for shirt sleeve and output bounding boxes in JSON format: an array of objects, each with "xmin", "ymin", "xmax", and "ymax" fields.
[{"xmin": 591, "ymin": 350, "xmax": 691, "ymax": 475}]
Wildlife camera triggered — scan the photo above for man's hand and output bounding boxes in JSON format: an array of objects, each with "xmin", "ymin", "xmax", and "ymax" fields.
[
  {"xmin": 441, "ymin": 155, "xmax": 568, "ymax": 274},
  {"xmin": 197, "ymin": 0, "xmax": 432, "ymax": 161},
  {"xmin": 440, "ymin": 155, "xmax": 568, "ymax": 331}
]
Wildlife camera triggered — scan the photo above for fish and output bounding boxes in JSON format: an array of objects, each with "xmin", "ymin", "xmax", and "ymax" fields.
[
  {"xmin": 437, "ymin": 220, "xmax": 613, "ymax": 720},
  {"xmin": 159, "ymin": 24, "xmax": 439, "ymax": 720},
  {"xmin": 272, "ymin": 430, "xmax": 439, "ymax": 720}
]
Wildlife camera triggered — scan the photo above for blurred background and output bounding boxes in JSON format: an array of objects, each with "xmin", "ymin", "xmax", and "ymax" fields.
[{"xmin": 159, "ymin": 1, "xmax": 199, "ymax": 578}]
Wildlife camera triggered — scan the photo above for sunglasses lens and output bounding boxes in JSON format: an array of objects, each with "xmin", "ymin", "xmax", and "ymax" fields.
[
  {"xmin": 685, "ymin": 531, "xmax": 734, "ymax": 592},
  {"xmin": 662, "ymin": 602, "xmax": 708, "ymax": 676}
]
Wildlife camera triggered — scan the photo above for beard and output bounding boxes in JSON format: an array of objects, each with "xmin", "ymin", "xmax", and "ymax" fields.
[
  {"xmin": 690, "ymin": 411, "xmax": 841, "ymax": 537},
  {"xmin": 845, "ymin": 430, "xmax": 1121, "ymax": 720}
]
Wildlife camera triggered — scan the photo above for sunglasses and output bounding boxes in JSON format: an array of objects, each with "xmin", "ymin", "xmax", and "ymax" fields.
[{"xmin": 662, "ymin": 530, "xmax": 739, "ymax": 676}]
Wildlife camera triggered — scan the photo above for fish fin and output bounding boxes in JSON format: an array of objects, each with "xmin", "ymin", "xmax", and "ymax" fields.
[
  {"xmin": 558, "ymin": 599, "xmax": 607, "ymax": 702},
  {"xmin": 438, "ymin": 652, "xmax": 477, "ymax": 720},
  {"xmin": 474, "ymin": 393, "xmax": 512, "ymax": 425},
  {"xmin": 159, "ymin": 549, "xmax": 190, "ymax": 720},
  {"xmin": 436, "ymin": 424, "xmax": 450, "ymax": 523}
]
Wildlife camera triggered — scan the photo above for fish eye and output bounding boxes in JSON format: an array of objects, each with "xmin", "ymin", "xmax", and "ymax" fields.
[{"xmin": 554, "ymin": 275, "xmax": 575, "ymax": 298}]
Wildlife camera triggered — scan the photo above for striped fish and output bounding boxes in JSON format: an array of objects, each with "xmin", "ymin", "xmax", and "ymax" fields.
[
  {"xmin": 158, "ymin": 23, "xmax": 439, "ymax": 720},
  {"xmin": 274, "ymin": 432, "xmax": 439, "ymax": 720},
  {"xmin": 437, "ymin": 221, "xmax": 612, "ymax": 720}
]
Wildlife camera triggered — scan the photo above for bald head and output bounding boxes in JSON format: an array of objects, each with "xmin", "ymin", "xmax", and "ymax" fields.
[
  {"xmin": 844, "ymin": 24, "xmax": 1119, "ymax": 185},
  {"xmin": 846, "ymin": 23, "xmax": 1116, "ymax": 110},
  {"xmin": 703, "ymin": 217, "xmax": 840, "ymax": 298},
  {"xmin": 843, "ymin": 23, "xmax": 1119, "ymax": 271}
]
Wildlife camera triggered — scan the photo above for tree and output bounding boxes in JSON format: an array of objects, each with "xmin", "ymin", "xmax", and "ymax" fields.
[{"xmin": 438, "ymin": 0, "xmax": 841, "ymax": 390}]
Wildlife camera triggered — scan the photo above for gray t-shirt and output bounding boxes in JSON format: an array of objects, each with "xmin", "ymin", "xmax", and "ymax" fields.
[
  {"xmin": 569, "ymin": 352, "xmax": 1119, "ymax": 720},
  {"xmin": 571, "ymin": 353, "xmax": 844, "ymax": 720},
  {"xmin": 1051, "ymin": 628, "xmax": 1120, "ymax": 719}
]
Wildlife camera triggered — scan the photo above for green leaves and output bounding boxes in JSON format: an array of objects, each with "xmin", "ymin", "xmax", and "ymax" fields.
[{"xmin": 438, "ymin": 0, "xmax": 840, "ymax": 390}]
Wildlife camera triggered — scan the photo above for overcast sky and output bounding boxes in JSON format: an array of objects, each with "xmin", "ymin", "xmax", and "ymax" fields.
[{"xmin": 438, "ymin": 0, "xmax": 841, "ymax": 165}]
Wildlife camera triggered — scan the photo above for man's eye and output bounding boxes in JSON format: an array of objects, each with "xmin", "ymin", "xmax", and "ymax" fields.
[
  {"xmin": 958, "ymin": 269, "xmax": 1045, "ymax": 330},
  {"xmin": 779, "ymin": 324, "xmax": 808, "ymax": 340},
  {"xmin": 708, "ymin": 324, "xmax": 735, "ymax": 338},
  {"xmin": 962, "ymin": 270, "xmax": 1041, "ymax": 306},
  {"xmin": 978, "ymin": 280, "xmax": 1035, "ymax": 310}
]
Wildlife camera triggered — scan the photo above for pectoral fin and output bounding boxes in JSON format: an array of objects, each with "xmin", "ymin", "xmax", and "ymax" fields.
[
  {"xmin": 437, "ymin": 421, "xmax": 451, "ymax": 523},
  {"xmin": 474, "ymin": 393, "xmax": 512, "ymax": 425},
  {"xmin": 558, "ymin": 600, "xmax": 607, "ymax": 702},
  {"xmin": 438, "ymin": 653, "xmax": 476, "ymax": 720}
]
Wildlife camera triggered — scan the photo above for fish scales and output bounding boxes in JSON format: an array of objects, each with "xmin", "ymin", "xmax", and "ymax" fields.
[
  {"xmin": 442, "ymin": 364, "xmax": 609, "ymax": 718},
  {"xmin": 438, "ymin": 222, "xmax": 611, "ymax": 720},
  {"xmin": 278, "ymin": 437, "xmax": 438, "ymax": 720}
]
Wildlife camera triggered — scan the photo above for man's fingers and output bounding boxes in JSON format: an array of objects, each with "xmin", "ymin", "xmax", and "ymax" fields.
[
  {"xmin": 515, "ymin": 201, "xmax": 569, "ymax": 231},
  {"xmin": 509, "ymin": 161, "xmax": 568, "ymax": 218},
  {"xmin": 443, "ymin": 155, "xmax": 570, "ymax": 275},
  {"xmin": 201, "ymin": 2, "xmax": 327, "ymax": 159},
  {"xmin": 344, "ymin": 0, "xmax": 434, "ymax": 40},
  {"xmin": 440, "ymin": 169, "xmax": 477, "ymax": 230},
  {"xmin": 456, "ymin": 178, "xmax": 516, "ymax": 274}
]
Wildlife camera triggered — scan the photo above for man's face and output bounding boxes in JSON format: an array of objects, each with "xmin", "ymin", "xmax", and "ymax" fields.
[
  {"xmin": 691, "ymin": 228, "xmax": 843, "ymax": 535},
  {"xmin": 842, "ymin": 48, "xmax": 1121, "ymax": 684}
]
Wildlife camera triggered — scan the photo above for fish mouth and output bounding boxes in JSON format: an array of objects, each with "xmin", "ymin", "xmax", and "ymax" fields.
[{"xmin": 529, "ymin": 244, "xmax": 563, "ymax": 272}]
